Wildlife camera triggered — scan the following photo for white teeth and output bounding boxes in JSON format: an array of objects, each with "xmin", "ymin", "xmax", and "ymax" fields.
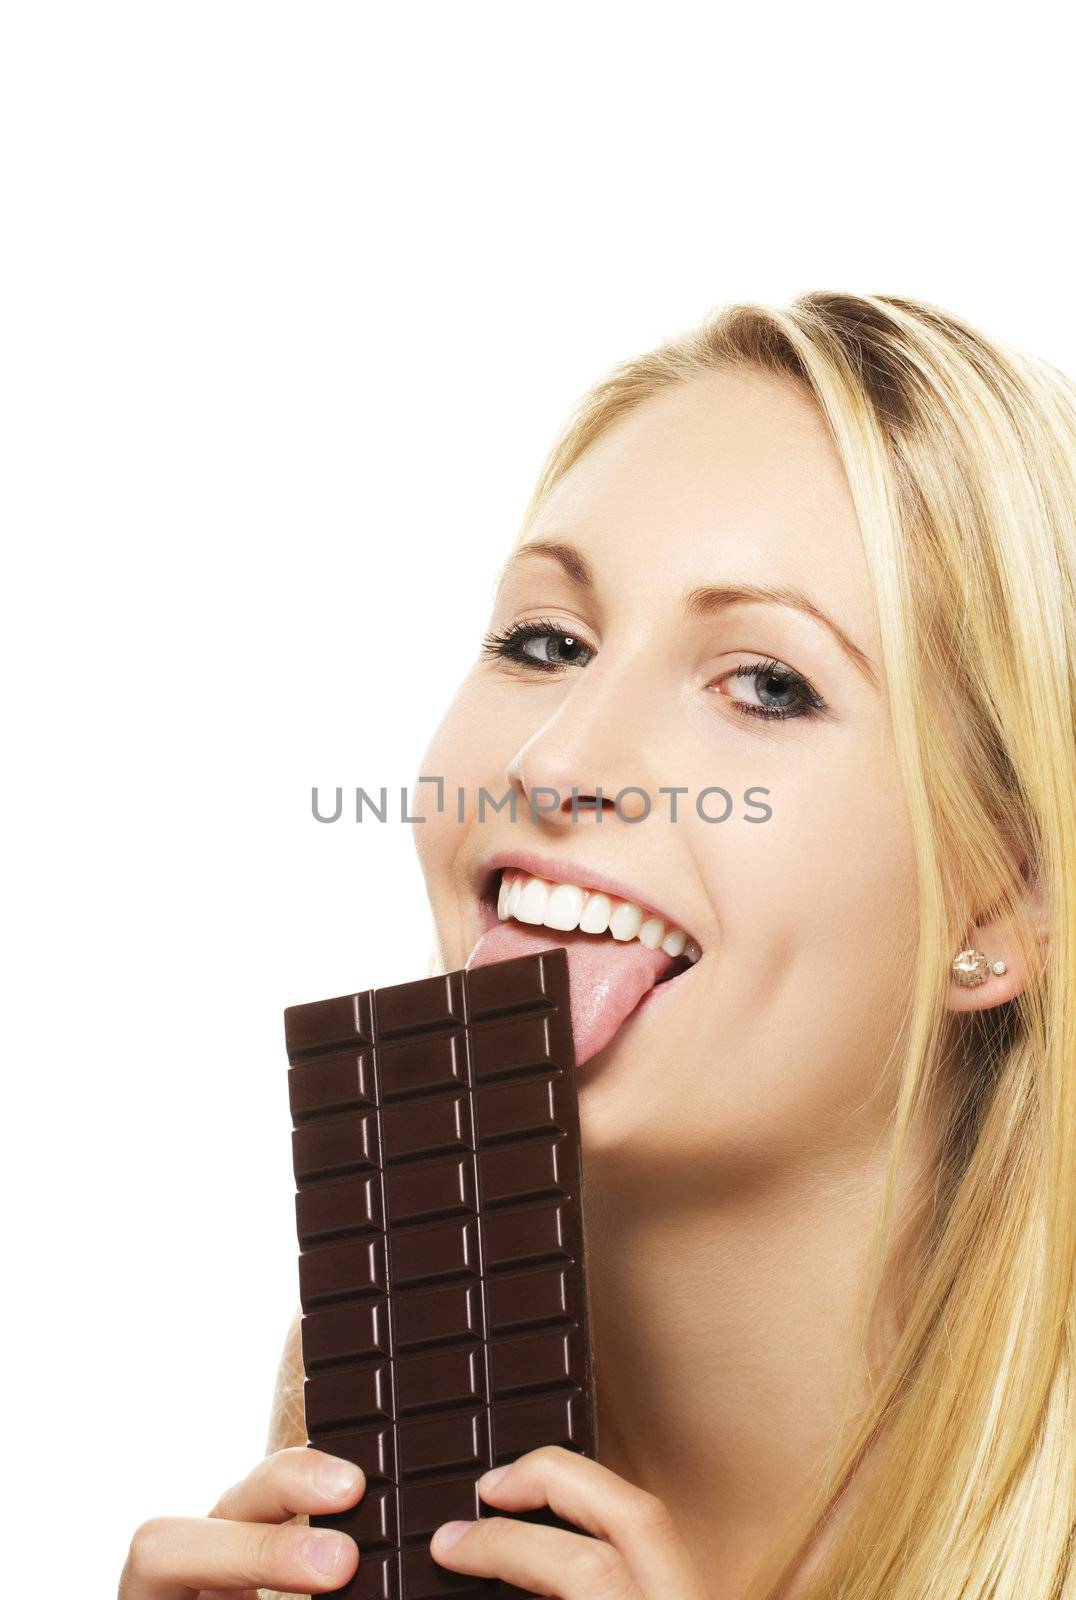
[
  {"xmin": 490, "ymin": 868, "xmax": 701, "ymax": 970},
  {"xmin": 579, "ymin": 891, "xmax": 612, "ymax": 934},
  {"xmin": 515, "ymin": 876, "xmax": 550, "ymax": 924},
  {"xmin": 608, "ymin": 900, "xmax": 644, "ymax": 941},
  {"xmin": 544, "ymin": 882, "xmax": 585, "ymax": 931}
]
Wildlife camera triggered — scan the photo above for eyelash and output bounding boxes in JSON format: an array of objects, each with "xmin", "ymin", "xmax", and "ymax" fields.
[{"xmin": 479, "ymin": 619, "xmax": 829, "ymax": 723}]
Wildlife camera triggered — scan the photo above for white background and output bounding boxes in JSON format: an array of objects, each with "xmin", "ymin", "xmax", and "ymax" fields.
[{"xmin": 2, "ymin": 3, "xmax": 1073, "ymax": 1590}]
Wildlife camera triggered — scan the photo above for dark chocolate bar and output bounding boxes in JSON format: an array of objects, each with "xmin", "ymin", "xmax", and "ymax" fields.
[{"xmin": 284, "ymin": 946, "xmax": 597, "ymax": 1599}]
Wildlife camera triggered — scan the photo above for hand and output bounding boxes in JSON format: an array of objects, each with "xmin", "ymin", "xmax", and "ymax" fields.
[
  {"xmin": 429, "ymin": 1445, "xmax": 710, "ymax": 1598},
  {"xmin": 118, "ymin": 1445, "xmax": 365, "ymax": 1598}
]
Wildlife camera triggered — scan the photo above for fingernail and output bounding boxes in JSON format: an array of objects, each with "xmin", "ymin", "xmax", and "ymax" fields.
[
  {"xmin": 477, "ymin": 1465, "xmax": 508, "ymax": 1492},
  {"xmin": 316, "ymin": 1457, "xmax": 361, "ymax": 1496},
  {"xmin": 434, "ymin": 1519, "xmax": 474, "ymax": 1550},
  {"xmin": 302, "ymin": 1533, "xmax": 344, "ymax": 1575}
]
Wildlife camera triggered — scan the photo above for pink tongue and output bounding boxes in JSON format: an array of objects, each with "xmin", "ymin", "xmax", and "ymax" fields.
[{"xmin": 465, "ymin": 920, "xmax": 676, "ymax": 1066}]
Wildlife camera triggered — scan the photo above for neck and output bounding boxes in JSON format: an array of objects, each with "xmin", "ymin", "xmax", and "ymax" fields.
[{"xmin": 581, "ymin": 1145, "xmax": 925, "ymax": 1596}]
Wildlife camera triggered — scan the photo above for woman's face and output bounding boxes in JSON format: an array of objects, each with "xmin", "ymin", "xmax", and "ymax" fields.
[{"xmin": 414, "ymin": 369, "xmax": 920, "ymax": 1193}]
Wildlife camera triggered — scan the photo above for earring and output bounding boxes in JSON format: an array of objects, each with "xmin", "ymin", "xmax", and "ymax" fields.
[{"xmin": 951, "ymin": 947, "xmax": 1007, "ymax": 986}]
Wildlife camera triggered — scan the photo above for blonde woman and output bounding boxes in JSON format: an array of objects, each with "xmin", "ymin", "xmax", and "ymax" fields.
[{"xmin": 119, "ymin": 291, "xmax": 1075, "ymax": 1600}]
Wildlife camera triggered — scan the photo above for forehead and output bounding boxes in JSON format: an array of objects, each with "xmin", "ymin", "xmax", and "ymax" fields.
[{"xmin": 518, "ymin": 369, "xmax": 873, "ymax": 634}]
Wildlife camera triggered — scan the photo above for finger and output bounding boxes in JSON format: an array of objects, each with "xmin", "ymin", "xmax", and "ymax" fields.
[
  {"xmin": 207, "ymin": 1446, "xmax": 365, "ymax": 1522},
  {"xmin": 117, "ymin": 1512, "xmax": 358, "ymax": 1600},
  {"xmin": 473, "ymin": 1446, "xmax": 708, "ymax": 1598},
  {"xmin": 430, "ymin": 1512, "xmax": 645, "ymax": 1599}
]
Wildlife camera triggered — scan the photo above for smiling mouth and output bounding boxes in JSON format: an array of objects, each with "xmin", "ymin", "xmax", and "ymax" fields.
[
  {"xmin": 476, "ymin": 865, "xmax": 702, "ymax": 986},
  {"xmin": 467, "ymin": 865, "xmax": 702, "ymax": 1066}
]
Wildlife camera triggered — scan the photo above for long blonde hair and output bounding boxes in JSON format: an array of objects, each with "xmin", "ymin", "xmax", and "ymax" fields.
[{"xmin": 265, "ymin": 292, "xmax": 1076, "ymax": 1599}]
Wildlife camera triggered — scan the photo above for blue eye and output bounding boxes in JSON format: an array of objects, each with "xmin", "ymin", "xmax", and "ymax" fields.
[
  {"xmin": 720, "ymin": 658, "xmax": 828, "ymax": 723},
  {"xmin": 480, "ymin": 619, "xmax": 595, "ymax": 671},
  {"xmin": 480, "ymin": 624, "xmax": 828, "ymax": 724}
]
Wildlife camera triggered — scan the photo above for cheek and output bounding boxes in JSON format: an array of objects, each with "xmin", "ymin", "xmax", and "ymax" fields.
[
  {"xmin": 718, "ymin": 765, "xmax": 919, "ymax": 1150},
  {"xmin": 720, "ymin": 737, "xmax": 919, "ymax": 987},
  {"xmin": 411, "ymin": 673, "xmax": 508, "ymax": 943},
  {"xmin": 581, "ymin": 753, "xmax": 921, "ymax": 1179},
  {"xmin": 411, "ymin": 704, "xmax": 470, "ymax": 905}
]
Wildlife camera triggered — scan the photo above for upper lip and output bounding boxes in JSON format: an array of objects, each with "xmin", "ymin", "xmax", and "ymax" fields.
[{"xmin": 474, "ymin": 848, "xmax": 702, "ymax": 948}]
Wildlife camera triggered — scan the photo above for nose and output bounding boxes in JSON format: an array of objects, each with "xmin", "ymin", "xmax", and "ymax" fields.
[{"xmin": 504, "ymin": 652, "xmax": 659, "ymax": 830}]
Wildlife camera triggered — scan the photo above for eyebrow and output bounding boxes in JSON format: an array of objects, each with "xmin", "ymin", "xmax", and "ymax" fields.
[{"xmin": 499, "ymin": 537, "xmax": 879, "ymax": 689}]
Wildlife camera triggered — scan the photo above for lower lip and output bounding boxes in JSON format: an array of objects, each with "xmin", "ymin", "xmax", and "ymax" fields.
[{"xmin": 637, "ymin": 952, "xmax": 700, "ymax": 1008}]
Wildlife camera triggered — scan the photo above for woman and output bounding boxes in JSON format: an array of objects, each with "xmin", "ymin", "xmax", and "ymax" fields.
[{"xmin": 120, "ymin": 291, "xmax": 1075, "ymax": 1600}]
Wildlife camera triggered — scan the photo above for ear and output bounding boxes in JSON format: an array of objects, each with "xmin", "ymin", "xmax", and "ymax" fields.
[{"xmin": 946, "ymin": 854, "xmax": 1050, "ymax": 1013}]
